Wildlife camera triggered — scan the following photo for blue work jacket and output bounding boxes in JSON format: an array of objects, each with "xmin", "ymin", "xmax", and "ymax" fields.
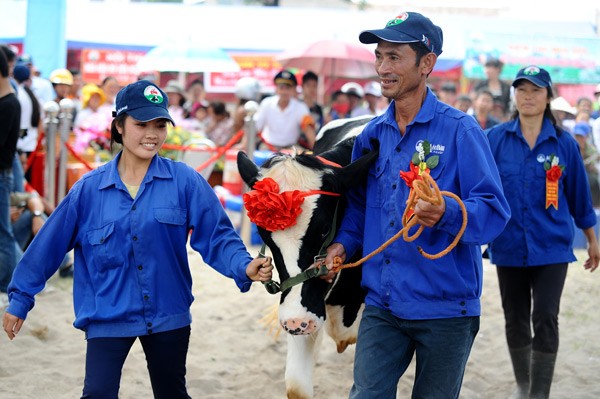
[
  {"xmin": 486, "ymin": 118, "xmax": 596, "ymax": 266},
  {"xmin": 8, "ymin": 153, "xmax": 253, "ymax": 338},
  {"xmin": 335, "ymin": 89, "xmax": 510, "ymax": 320}
]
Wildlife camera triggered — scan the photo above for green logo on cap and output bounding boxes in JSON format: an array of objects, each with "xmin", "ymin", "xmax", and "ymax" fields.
[
  {"xmin": 386, "ymin": 12, "xmax": 409, "ymax": 27},
  {"xmin": 143, "ymin": 85, "xmax": 164, "ymax": 104},
  {"xmin": 523, "ymin": 66, "xmax": 541, "ymax": 76}
]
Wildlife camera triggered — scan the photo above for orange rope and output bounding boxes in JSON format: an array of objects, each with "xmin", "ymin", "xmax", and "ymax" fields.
[
  {"xmin": 161, "ymin": 143, "xmax": 212, "ymax": 152},
  {"xmin": 60, "ymin": 130, "xmax": 244, "ymax": 174},
  {"xmin": 257, "ymin": 132, "xmax": 278, "ymax": 152},
  {"xmin": 332, "ymin": 172, "xmax": 468, "ymax": 272},
  {"xmin": 195, "ymin": 129, "xmax": 244, "ymax": 173},
  {"xmin": 65, "ymin": 142, "xmax": 96, "ymax": 171}
]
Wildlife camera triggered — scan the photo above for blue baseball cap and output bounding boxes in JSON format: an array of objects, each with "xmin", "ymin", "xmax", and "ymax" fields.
[
  {"xmin": 512, "ymin": 65, "xmax": 552, "ymax": 88},
  {"xmin": 13, "ymin": 64, "xmax": 30, "ymax": 83},
  {"xmin": 359, "ymin": 12, "xmax": 443, "ymax": 56},
  {"xmin": 115, "ymin": 80, "xmax": 175, "ymax": 125},
  {"xmin": 573, "ymin": 122, "xmax": 591, "ymax": 137}
]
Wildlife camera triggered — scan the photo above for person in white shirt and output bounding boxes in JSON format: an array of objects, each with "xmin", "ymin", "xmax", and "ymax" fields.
[
  {"xmin": 254, "ymin": 70, "xmax": 315, "ymax": 150},
  {"xmin": 12, "ymin": 65, "xmax": 41, "ymax": 163}
]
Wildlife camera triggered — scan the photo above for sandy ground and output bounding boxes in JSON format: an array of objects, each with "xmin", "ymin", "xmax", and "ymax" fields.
[{"xmin": 1, "ymin": 246, "xmax": 598, "ymax": 398}]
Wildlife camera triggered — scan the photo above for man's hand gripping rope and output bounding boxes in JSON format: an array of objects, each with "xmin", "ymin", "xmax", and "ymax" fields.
[{"xmin": 331, "ymin": 172, "xmax": 468, "ymax": 272}]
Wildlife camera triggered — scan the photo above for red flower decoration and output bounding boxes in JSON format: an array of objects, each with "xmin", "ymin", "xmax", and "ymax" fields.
[
  {"xmin": 546, "ymin": 165, "xmax": 562, "ymax": 182},
  {"xmin": 400, "ymin": 162, "xmax": 429, "ymax": 187},
  {"xmin": 243, "ymin": 178, "xmax": 306, "ymax": 232}
]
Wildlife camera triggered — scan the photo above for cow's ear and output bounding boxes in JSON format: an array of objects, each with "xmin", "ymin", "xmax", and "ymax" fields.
[
  {"xmin": 335, "ymin": 144, "xmax": 379, "ymax": 189},
  {"xmin": 237, "ymin": 151, "xmax": 260, "ymax": 188}
]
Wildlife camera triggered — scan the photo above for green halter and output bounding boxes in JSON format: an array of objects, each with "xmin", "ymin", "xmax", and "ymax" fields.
[{"xmin": 259, "ymin": 202, "xmax": 339, "ymax": 295}]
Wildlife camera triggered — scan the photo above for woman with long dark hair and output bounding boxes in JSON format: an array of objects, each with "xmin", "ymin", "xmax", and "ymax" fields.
[{"xmin": 486, "ymin": 66, "xmax": 599, "ymax": 398}]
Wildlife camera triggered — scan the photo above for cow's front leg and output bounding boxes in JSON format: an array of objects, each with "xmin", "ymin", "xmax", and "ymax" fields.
[{"xmin": 285, "ymin": 330, "xmax": 323, "ymax": 399}]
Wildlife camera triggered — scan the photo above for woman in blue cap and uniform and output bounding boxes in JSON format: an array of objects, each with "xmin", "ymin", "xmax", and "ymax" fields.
[
  {"xmin": 486, "ymin": 66, "xmax": 599, "ymax": 398},
  {"xmin": 3, "ymin": 80, "xmax": 273, "ymax": 398}
]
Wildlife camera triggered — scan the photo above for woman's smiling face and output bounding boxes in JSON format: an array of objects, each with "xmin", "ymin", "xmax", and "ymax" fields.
[{"xmin": 117, "ymin": 116, "xmax": 169, "ymax": 162}]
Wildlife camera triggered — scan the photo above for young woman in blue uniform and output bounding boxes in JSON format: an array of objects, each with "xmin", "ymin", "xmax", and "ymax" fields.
[{"xmin": 3, "ymin": 80, "xmax": 273, "ymax": 398}]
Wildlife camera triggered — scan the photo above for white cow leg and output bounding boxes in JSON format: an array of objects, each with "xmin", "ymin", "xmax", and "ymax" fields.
[{"xmin": 285, "ymin": 330, "xmax": 322, "ymax": 399}]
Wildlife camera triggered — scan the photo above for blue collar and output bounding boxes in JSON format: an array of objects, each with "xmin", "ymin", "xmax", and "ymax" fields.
[
  {"xmin": 98, "ymin": 153, "xmax": 173, "ymax": 190},
  {"xmin": 507, "ymin": 117, "xmax": 559, "ymax": 145},
  {"xmin": 379, "ymin": 87, "xmax": 438, "ymax": 130}
]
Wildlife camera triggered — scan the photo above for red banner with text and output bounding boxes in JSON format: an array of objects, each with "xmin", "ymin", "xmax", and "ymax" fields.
[
  {"xmin": 80, "ymin": 49, "xmax": 145, "ymax": 85},
  {"xmin": 205, "ymin": 53, "xmax": 282, "ymax": 94}
]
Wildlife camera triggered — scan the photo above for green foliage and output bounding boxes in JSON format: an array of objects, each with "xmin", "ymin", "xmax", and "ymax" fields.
[
  {"xmin": 411, "ymin": 152, "xmax": 420, "ymax": 165},
  {"xmin": 426, "ymin": 155, "xmax": 439, "ymax": 169}
]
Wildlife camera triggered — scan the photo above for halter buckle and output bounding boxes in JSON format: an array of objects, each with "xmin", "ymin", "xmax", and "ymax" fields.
[
  {"xmin": 262, "ymin": 280, "xmax": 281, "ymax": 295},
  {"xmin": 313, "ymin": 255, "xmax": 326, "ymax": 266}
]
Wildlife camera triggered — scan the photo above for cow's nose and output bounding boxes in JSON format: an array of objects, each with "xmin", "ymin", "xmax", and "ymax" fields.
[{"xmin": 281, "ymin": 318, "xmax": 317, "ymax": 335}]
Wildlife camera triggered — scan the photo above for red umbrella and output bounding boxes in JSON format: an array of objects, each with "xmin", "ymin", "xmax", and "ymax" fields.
[
  {"xmin": 276, "ymin": 38, "xmax": 376, "ymax": 79},
  {"xmin": 276, "ymin": 39, "xmax": 377, "ymax": 101}
]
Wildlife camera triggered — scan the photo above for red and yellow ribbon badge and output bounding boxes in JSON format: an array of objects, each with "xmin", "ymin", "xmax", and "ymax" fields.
[{"xmin": 544, "ymin": 154, "xmax": 564, "ymax": 210}]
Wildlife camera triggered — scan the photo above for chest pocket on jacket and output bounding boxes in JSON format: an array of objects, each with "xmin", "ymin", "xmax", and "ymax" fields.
[
  {"xmin": 426, "ymin": 161, "xmax": 446, "ymax": 184},
  {"xmin": 497, "ymin": 162, "xmax": 526, "ymax": 201},
  {"xmin": 87, "ymin": 222, "xmax": 125, "ymax": 271},
  {"xmin": 154, "ymin": 207, "xmax": 186, "ymax": 226},
  {"xmin": 498, "ymin": 161, "xmax": 521, "ymax": 182},
  {"xmin": 367, "ymin": 157, "xmax": 388, "ymax": 208}
]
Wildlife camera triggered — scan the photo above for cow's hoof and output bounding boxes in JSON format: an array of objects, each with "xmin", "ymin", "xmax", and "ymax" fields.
[
  {"xmin": 287, "ymin": 388, "xmax": 312, "ymax": 399},
  {"xmin": 282, "ymin": 318, "xmax": 317, "ymax": 335}
]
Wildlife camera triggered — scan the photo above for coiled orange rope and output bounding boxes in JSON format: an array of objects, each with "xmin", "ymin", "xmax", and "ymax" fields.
[{"xmin": 332, "ymin": 172, "xmax": 468, "ymax": 272}]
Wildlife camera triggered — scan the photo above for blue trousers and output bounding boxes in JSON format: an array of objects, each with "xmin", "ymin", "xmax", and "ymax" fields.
[
  {"xmin": 81, "ymin": 326, "xmax": 191, "ymax": 399},
  {"xmin": 12, "ymin": 154, "xmax": 24, "ymax": 193},
  {"xmin": 349, "ymin": 305, "xmax": 479, "ymax": 399},
  {"xmin": 0, "ymin": 168, "xmax": 21, "ymax": 292}
]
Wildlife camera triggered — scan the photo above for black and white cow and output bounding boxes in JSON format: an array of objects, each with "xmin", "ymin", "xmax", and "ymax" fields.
[{"xmin": 237, "ymin": 115, "xmax": 376, "ymax": 399}]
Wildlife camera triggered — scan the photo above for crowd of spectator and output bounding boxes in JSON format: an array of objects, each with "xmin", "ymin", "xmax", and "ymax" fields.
[
  {"xmin": 3, "ymin": 43, "xmax": 600, "ymax": 311},
  {"xmin": 433, "ymin": 58, "xmax": 600, "ymax": 208}
]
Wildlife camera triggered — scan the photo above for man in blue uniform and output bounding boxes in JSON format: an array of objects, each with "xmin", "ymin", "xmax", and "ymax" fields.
[{"xmin": 325, "ymin": 12, "xmax": 511, "ymax": 398}]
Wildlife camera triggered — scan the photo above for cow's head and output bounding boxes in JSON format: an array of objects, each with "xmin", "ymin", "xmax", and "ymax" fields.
[{"xmin": 237, "ymin": 140, "xmax": 377, "ymax": 336}]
